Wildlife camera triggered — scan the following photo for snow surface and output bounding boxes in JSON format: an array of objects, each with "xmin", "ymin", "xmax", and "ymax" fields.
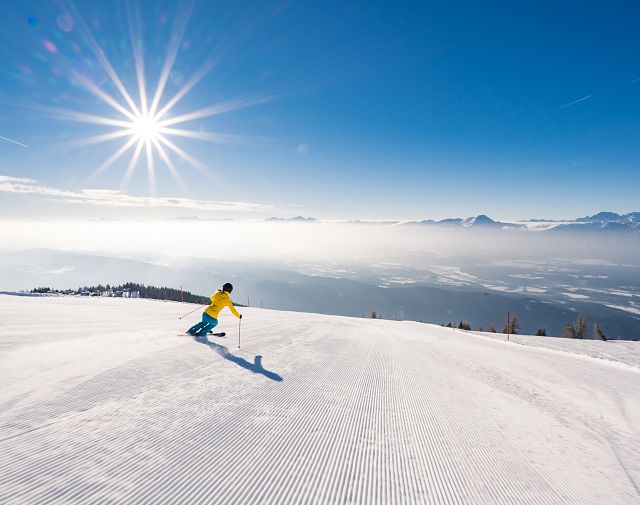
[{"xmin": 1, "ymin": 294, "xmax": 639, "ymax": 504}]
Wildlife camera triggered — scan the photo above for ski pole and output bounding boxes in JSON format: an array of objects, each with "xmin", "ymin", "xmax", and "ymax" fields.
[
  {"xmin": 178, "ymin": 304, "xmax": 206, "ymax": 319},
  {"xmin": 238, "ymin": 316, "xmax": 241, "ymax": 349}
]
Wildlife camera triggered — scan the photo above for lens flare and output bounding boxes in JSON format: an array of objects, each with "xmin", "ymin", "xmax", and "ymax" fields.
[{"xmin": 54, "ymin": 1, "xmax": 274, "ymax": 194}]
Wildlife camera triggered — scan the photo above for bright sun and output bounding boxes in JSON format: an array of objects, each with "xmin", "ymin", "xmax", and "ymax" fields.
[{"xmin": 132, "ymin": 114, "xmax": 160, "ymax": 142}]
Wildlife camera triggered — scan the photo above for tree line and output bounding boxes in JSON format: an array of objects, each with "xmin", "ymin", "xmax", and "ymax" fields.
[
  {"xmin": 30, "ymin": 283, "xmax": 210, "ymax": 304},
  {"xmin": 439, "ymin": 314, "xmax": 607, "ymax": 340},
  {"xmin": 367, "ymin": 308, "xmax": 608, "ymax": 340}
]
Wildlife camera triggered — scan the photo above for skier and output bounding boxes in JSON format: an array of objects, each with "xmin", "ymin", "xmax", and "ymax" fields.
[{"xmin": 187, "ymin": 282, "xmax": 242, "ymax": 337}]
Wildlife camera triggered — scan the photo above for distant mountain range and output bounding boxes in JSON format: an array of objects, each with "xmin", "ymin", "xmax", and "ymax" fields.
[
  {"xmin": 404, "ymin": 214, "xmax": 524, "ymax": 229},
  {"xmin": 265, "ymin": 216, "xmax": 317, "ymax": 222},
  {"xmin": 403, "ymin": 211, "xmax": 640, "ymax": 232},
  {"xmin": 550, "ymin": 212, "xmax": 640, "ymax": 233},
  {"xmin": 263, "ymin": 212, "xmax": 640, "ymax": 232},
  {"xmin": 576, "ymin": 211, "xmax": 640, "ymax": 223}
]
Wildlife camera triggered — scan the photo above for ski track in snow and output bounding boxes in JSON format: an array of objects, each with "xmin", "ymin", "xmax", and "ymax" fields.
[{"xmin": 1, "ymin": 295, "xmax": 639, "ymax": 504}]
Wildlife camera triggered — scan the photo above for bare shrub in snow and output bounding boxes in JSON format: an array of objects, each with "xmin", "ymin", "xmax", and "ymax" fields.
[
  {"xmin": 564, "ymin": 315, "xmax": 588, "ymax": 339},
  {"xmin": 503, "ymin": 316, "xmax": 519, "ymax": 334},
  {"xmin": 594, "ymin": 322, "xmax": 607, "ymax": 341}
]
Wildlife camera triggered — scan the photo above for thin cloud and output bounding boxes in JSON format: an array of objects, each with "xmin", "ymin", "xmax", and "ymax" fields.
[
  {"xmin": 559, "ymin": 94, "xmax": 592, "ymax": 109},
  {"xmin": 0, "ymin": 175, "xmax": 270, "ymax": 212},
  {"xmin": 0, "ymin": 135, "xmax": 29, "ymax": 148}
]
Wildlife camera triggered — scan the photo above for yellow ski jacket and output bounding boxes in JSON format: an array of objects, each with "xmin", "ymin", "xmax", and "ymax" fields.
[{"xmin": 204, "ymin": 289, "xmax": 241, "ymax": 319}]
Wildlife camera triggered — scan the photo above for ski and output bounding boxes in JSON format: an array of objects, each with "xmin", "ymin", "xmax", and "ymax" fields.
[{"xmin": 180, "ymin": 332, "xmax": 226, "ymax": 337}]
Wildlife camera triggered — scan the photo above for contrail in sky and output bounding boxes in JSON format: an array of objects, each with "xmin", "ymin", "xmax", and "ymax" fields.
[
  {"xmin": 560, "ymin": 94, "xmax": 592, "ymax": 109},
  {"xmin": 0, "ymin": 135, "xmax": 29, "ymax": 148}
]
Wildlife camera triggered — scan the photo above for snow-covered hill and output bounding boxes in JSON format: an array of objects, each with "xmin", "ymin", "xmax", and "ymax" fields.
[{"xmin": 1, "ymin": 294, "xmax": 639, "ymax": 504}]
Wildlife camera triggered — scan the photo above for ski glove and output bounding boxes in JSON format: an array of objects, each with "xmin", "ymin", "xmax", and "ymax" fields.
[{"xmin": 239, "ymin": 314, "xmax": 243, "ymax": 319}]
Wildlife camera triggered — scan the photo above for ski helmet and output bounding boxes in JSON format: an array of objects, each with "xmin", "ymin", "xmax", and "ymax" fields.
[{"xmin": 223, "ymin": 282, "xmax": 233, "ymax": 293}]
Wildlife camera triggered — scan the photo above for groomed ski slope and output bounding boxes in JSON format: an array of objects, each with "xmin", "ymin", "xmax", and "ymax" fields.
[{"xmin": 1, "ymin": 295, "xmax": 639, "ymax": 504}]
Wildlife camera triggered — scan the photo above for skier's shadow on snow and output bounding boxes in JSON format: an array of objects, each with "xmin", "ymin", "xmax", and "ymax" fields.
[{"xmin": 195, "ymin": 336, "xmax": 283, "ymax": 382}]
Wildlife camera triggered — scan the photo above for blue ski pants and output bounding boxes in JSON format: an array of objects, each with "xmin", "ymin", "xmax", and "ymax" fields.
[{"xmin": 188, "ymin": 312, "xmax": 218, "ymax": 336}]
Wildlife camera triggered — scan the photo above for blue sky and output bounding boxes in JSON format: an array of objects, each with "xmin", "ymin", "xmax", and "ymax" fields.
[{"xmin": 1, "ymin": 0, "xmax": 639, "ymax": 220}]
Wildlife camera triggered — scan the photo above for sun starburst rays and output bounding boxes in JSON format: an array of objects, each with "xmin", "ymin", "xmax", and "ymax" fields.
[{"xmin": 56, "ymin": 1, "xmax": 266, "ymax": 194}]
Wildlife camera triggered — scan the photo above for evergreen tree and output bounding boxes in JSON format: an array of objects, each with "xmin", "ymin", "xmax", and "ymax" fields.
[{"xmin": 31, "ymin": 287, "xmax": 51, "ymax": 293}]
